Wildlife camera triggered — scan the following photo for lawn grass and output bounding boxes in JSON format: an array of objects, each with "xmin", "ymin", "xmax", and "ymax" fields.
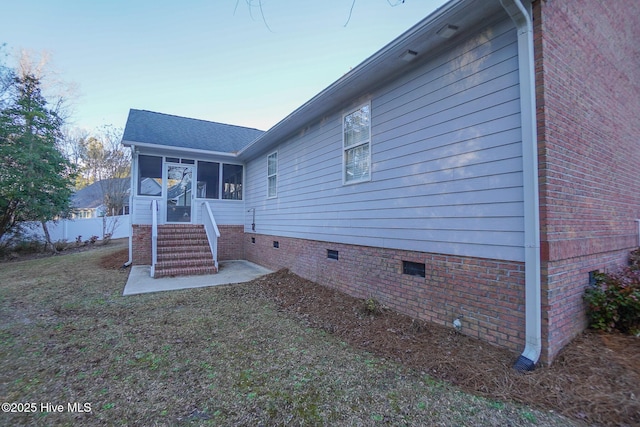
[{"xmin": 0, "ymin": 243, "xmax": 575, "ymax": 426}]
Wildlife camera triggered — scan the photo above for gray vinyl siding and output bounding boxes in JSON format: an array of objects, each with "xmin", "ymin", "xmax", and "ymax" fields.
[
  {"xmin": 195, "ymin": 200, "xmax": 245, "ymax": 225},
  {"xmin": 132, "ymin": 196, "xmax": 159, "ymax": 224},
  {"xmin": 245, "ymin": 18, "xmax": 525, "ymax": 262},
  {"xmin": 131, "ymin": 197, "xmax": 244, "ymax": 226}
]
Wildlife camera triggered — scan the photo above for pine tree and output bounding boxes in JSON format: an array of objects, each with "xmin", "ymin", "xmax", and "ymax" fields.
[{"xmin": 0, "ymin": 73, "xmax": 76, "ymax": 241}]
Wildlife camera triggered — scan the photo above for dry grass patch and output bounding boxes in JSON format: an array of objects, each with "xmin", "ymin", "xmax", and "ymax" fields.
[{"xmin": 0, "ymin": 243, "xmax": 576, "ymax": 426}]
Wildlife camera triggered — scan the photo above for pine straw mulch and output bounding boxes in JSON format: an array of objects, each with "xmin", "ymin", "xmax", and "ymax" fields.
[
  {"xmin": 98, "ymin": 247, "xmax": 130, "ymax": 269},
  {"xmin": 254, "ymin": 269, "xmax": 640, "ymax": 427},
  {"xmin": 100, "ymin": 249, "xmax": 640, "ymax": 426}
]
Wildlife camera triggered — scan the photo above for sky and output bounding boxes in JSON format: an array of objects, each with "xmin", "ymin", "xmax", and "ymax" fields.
[{"xmin": 2, "ymin": 0, "xmax": 448, "ymax": 133}]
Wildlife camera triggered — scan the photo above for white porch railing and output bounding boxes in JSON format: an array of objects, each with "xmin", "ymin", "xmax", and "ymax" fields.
[
  {"xmin": 202, "ymin": 201, "xmax": 221, "ymax": 270},
  {"xmin": 151, "ymin": 199, "xmax": 159, "ymax": 278}
]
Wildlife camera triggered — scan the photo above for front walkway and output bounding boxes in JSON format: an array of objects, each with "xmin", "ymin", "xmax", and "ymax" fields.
[{"xmin": 123, "ymin": 260, "xmax": 273, "ymax": 295}]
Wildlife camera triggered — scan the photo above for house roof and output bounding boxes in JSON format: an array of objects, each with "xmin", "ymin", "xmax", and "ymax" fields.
[
  {"xmin": 72, "ymin": 178, "xmax": 130, "ymax": 209},
  {"xmin": 122, "ymin": 109, "xmax": 264, "ymax": 154}
]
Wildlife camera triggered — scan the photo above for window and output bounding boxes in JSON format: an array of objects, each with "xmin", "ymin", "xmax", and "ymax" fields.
[
  {"xmin": 267, "ymin": 152, "xmax": 277, "ymax": 198},
  {"xmin": 222, "ymin": 164, "xmax": 243, "ymax": 200},
  {"xmin": 197, "ymin": 161, "xmax": 220, "ymax": 199},
  {"xmin": 138, "ymin": 155, "xmax": 162, "ymax": 196},
  {"xmin": 343, "ymin": 103, "xmax": 371, "ymax": 184},
  {"xmin": 327, "ymin": 249, "xmax": 339, "ymax": 260}
]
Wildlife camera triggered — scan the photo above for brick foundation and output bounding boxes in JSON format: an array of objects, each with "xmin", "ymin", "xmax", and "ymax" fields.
[
  {"xmin": 131, "ymin": 224, "xmax": 245, "ymax": 265},
  {"xmin": 132, "ymin": 225, "xmax": 152, "ymax": 265},
  {"xmin": 217, "ymin": 225, "xmax": 245, "ymax": 260},
  {"xmin": 244, "ymin": 232, "xmax": 526, "ymax": 353}
]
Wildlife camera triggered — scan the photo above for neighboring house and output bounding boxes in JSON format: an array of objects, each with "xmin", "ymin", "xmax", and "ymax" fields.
[
  {"xmin": 71, "ymin": 178, "xmax": 131, "ymax": 218},
  {"xmin": 121, "ymin": 0, "xmax": 640, "ymax": 368}
]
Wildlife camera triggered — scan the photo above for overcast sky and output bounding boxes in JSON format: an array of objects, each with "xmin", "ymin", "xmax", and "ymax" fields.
[{"xmin": 2, "ymin": 0, "xmax": 448, "ymax": 133}]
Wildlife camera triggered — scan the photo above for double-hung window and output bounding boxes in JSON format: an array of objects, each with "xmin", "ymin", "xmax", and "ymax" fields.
[
  {"xmin": 267, "ymin": 151, "xmax": 277, "ymax": 198},
  {"xmin": 343, "ymin": 103, "xmax": 371, "ymax": 184}
]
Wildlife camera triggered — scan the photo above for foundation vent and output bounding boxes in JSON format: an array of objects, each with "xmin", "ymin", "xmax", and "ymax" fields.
[
  {"xmin": 402, "ymin": 261, "xmax": 425, "ymax": 277},
  {"xmin": 327, "ymin": 249, "xmax": 339, "ymax": 260}
]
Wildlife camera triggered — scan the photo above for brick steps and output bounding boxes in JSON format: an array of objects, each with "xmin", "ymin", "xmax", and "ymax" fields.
[{"xmin": 154, "ymin": 224, "xmax": 217, "ymax": 278}]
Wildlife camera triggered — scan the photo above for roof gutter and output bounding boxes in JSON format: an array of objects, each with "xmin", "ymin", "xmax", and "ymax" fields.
[
  {"xmin": 121, "ymin": 140, "xmax": 239, "ymax": 159},
  {"xmin": 500, "ymin": 0, "xmax": 541, "ymax": 371}
]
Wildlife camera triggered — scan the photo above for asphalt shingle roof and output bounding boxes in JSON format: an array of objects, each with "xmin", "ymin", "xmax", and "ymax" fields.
[
  {"xmin": 71, "ymin": 178, "xmax": 130, "ymax": 209},
  {"xmin": 122, "ymin": 109, "xmax": 264, "ymax": 153}
]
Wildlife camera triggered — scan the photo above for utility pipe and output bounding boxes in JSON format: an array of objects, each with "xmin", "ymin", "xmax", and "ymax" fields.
[
  {"xmin": 123, "ymin": 145, "xmax": 136, "ymax": 268},
  {"xmin": 500, "ymin": 0, "xmax": 541, "ymax": 371}
]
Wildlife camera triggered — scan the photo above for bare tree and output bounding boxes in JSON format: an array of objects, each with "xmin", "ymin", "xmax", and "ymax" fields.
[
  {"xmin": 235, "ymin": 0, "xmax": 408, "ymax": 30},
  {"xmin": 59, "ymin": 127, "xmax": 89, "ymax": 180},
  {"xmin": 96, "ymin": 125, "xmax": 130, "ymax": 217},
  {"xmin": 16, "ymin": 49, "xmax": 78, "ymax": 122}
]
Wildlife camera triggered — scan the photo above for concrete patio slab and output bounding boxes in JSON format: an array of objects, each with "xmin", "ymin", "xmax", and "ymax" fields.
[{"xmin": 123, "ymin": 260, "xmax": 273, "ymax": 296}]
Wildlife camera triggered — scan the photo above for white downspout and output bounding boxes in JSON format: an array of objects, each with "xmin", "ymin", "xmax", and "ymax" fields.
[
  {"xmin": 123, "ymin": 145, "xmax": 135, "ymax": 268},
  {"xmin": 500, "ymin": 0, "xmax": 541, "ymax": 371}
]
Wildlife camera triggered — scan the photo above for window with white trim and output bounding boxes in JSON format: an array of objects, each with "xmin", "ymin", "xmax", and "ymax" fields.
[
  {"xmin": 267, "ymin": 151, "xmax": 277, "ymax": 198},
  {"xmin": 343, "ymin": 103, "xmax": 371, "ymax": 184}
]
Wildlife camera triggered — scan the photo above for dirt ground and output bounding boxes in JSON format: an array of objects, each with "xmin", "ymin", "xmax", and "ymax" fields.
[{"xmin": 98, "ymin": 249, "xmax": 639, "ymax": 426}]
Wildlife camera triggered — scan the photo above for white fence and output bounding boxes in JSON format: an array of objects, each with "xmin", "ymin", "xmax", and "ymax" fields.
[{"xmin": 4, "ymin": 215, "xmax": 130, "ymax": 243}]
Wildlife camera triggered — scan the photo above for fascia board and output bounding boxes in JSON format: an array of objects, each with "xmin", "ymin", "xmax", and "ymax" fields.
[{"xmin": 121, "ymin": 139, "xmax": 238, "ymax": 158}]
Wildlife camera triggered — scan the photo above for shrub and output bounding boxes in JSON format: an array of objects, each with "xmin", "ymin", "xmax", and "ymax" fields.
[
  {"xmin": 362, "ymin": 297, "xmax": 382, "ymax": 315},
  {"xmin": 11, "ymin": 238, "xmax": 44, "ymax": 254},
  {"xmin": 629, "ymin": 248, "xmax": 640, "ymax": 270},
  {"xmin": 584, "ymin": 260, "xmax": 640, "ymax": 335},
  {"xmin": 53, "ymin": 239, "xmax": 69, "ymax": 252}
]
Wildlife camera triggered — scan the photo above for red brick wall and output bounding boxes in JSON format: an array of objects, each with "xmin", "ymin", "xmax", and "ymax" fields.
[
  {"xmin": 131, "ymin": 224, "xmax": 244, "ymax": 264},
  {"xmin": 217, "ymin": 225, "xmax": 244, "ymax": 260},
  {"xmin": 244, "ymin": 233, "xmax": 526, "ymax": 353},
  {"xmin": 534, "ymin": 0, "xmax": 640, "ymax": 361},
  {"xmin": 132, "ymin": 225, "xmax": 151, "ymax": 265}
]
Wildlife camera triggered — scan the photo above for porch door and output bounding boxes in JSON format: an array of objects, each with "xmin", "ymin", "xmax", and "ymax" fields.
[{"xmin": 166, "ymin": 164, "xmax": 194, "ymax": 223}]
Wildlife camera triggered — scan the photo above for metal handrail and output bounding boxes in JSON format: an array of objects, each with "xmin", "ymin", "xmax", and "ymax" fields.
[
  {"xmin": 202, "ymin": 201, "xmax": 220, "ymax": 270},
  {"xmin": 151, "ymin": 199, "xmax": 158, "ymax": 277}
]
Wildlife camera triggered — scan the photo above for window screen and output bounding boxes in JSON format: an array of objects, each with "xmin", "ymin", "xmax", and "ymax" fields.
[
  {"xmin": 222, "ymin": 164, "xmax": 243, "ymax": 200},
  {"xmin": 138, "ymin": 155, "xmax": 162, "ymax": 196},
  {"xmin": 197, "ymin": 161, "xmax": 220, "ymax": 199}
]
